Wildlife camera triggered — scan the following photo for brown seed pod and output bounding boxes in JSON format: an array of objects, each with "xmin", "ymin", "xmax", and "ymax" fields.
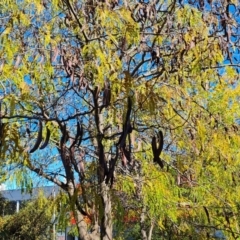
[
  {"xmin": 70, "ymin": 121, "xmax": 82, "ymax": 149},
  {"xmin": 0, "ymin": 123, "xmax": 5, "ymax": 147},
  {"xmin": 77, "ymin": 123, "xmax": 83, "ymax": 147},
  {"xmin": 29, "ymin": 120, "xmax": 43, "ymax": 153},
  {"xmin": 203, "ymin": 206, "xmax": 210, "ymax": 224},
  {"xmin": 118, "ymin": 97, "xmax": 132, "ymax": 147},
  {"xmin": 151, "ymin": 130, "xmax": 164, "ymax": 168},
  {"xmin": 60, "ymin": 123, "xmax": 67, "ymax": 147},
  {"xmin": 39, "ymin": 127, "xmax": 51, "ymax": 149},
  {"xmin": 103, "ymin": 82, "xmax": 111, "ymax": 107},
  {"xmin": 156, "ymin": 130, "xmax": 163, "ymax": 156},
  {"xmin": 151, "ymin": 136, "xmax": 157, "ymax": 153}
]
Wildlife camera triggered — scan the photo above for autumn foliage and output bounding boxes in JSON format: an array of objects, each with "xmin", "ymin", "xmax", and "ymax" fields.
[{"xmin": 1, "ymin": 0, "xmax": 240, "ymax": 239}]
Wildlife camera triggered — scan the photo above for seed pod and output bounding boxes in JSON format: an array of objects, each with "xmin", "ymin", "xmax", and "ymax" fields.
[
  {"xmin": 151, "ymin": 136, "xmax": 157, "ymax": 153},
  {"xmin": 152, "ymin": 130, "xmax": 164, "ymax": 168},
  {"xmin": 60, "ymin": 123, "xmax": 67, "ymax": 147},
  {"xmin": 156, "ymin": 130, "xmax": 164, "ymax": 156},
  {"xmin": 203, "ymin": 206, "xmax": 210, "ymax": 223},
  {"xmin": 39, "ymin": 127, "xmax": 51, "ymax": 149},
  {"xmin": 29, "ymin": 120, "xmax": 43, "ymax": 153},
  {"xmin": 26, "ymin": 123, "xmax": 31, "ymax": 137},
  {"xmin": 103, "ymin": 82, "xmax": 111, "ymax": 107},
  {"xmin": 0, "ymin": 123, "xmax": 5, "ymax": 147},
  {"xmin": 77, "ymin": 123, "xmax": 83, "ymax": 147},
  {"xmin": 118, "ymin": 97, "xmax": 132, "ymax": 147},
  {"xmin": 70, "ymin": 121, "xmax": 82, "ymax": 149}
]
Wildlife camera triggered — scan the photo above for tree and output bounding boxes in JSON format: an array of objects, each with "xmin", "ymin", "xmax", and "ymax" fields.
[
  {"xmin": 0, "ymin": 0, "xmax": 240, "ymax": 239},
  {"xmin": 0, "ymin": 194, "xmax": 16, "ymax": 217},
  {"xmin": 0, "ymin": 191, "xmax": 55, "ymax": 240}
]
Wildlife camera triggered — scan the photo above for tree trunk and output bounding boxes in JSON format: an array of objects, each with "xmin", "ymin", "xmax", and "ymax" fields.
[
  {"xmin": 140, "ymin": 205, "xmax": 148, "ymax": 240},
  {"xmin": 100, "ymin": 181, "xmax": 112, "ymax": 240},
  {"xmin": 148, "ymin": 221, "xmax": 154, "ymax": 240},
  {"xmin": 67, "ymin": 182, "xmax": 92, "ymax": 240},
  {"xmin": 135, "ymin": 163, "xmax": 149, "ymax": 240},
  {"xmin": 75, "ymin": 209, "xmax": 92, "ymax": 240}
]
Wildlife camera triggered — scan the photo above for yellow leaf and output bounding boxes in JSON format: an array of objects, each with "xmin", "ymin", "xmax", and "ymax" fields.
[
  {"xmin": 2, "ymin": 27, "xmax": 12, "ymax": 35},
  {"xmin": 19, "ymin": 82, "xmax": 30, "ymax": 94}
]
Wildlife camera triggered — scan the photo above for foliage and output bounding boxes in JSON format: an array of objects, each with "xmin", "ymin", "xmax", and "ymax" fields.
[
  {"xmin": 0, "ymin": 192, "xmax": 55, "ymax": 240},
  {"xmin": 0, "ymin": 194, "xmax": 16, "ymax": 217},
  {"xmin": 0, "ymin": 0, "xmax": 240, "ymax": 239}
]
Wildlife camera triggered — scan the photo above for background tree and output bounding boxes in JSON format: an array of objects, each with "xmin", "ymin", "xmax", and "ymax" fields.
[
  {"xmin": 0, "ymin": 192, "xmax": 56, "ymax": 240},
  {"xmin": 0, "ymin": 0, "xmax": 240, "ymax": 239},
  {"xmin": 0, "ymin": 194, "xmax": 16, "ymax": 217}
]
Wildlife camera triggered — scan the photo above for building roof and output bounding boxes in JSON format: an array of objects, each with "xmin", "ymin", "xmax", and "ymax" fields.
[{"xmin": 0, "ymin": 186, "xmax": 60, "ymax": 201}]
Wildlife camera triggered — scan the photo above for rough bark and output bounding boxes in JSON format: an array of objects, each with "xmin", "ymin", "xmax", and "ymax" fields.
[
  {"xmin": 68, "ymin": 182, "xmax": 92, "ymax": 240},
  {"xmin": 100, "ymin": 181, "xmax": 112, "ymax": 240},
  {"xmin": 148, "ymin": 221, "xmax": 154, "ymax": 240},
  {"xmin": 140, "ymin": 204, "xmax": 148, "ymax": 240},
  {"xmin": 75, "ymin": 209, "xmax": 92, "ymax": 240},
  {"xmin": 135, "ymin": 164, "xmax": 148, "ymax": 240}
]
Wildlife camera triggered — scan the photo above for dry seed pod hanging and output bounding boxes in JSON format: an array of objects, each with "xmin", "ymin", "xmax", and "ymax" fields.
[{"xmin": 29, "ymin": 120, "xmax": 43, "ymax": 153}]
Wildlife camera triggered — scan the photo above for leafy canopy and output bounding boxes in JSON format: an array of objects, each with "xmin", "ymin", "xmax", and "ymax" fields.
[{"xmin": 0, "ymin": 0, "xmax": 240, "ymax": 239}]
